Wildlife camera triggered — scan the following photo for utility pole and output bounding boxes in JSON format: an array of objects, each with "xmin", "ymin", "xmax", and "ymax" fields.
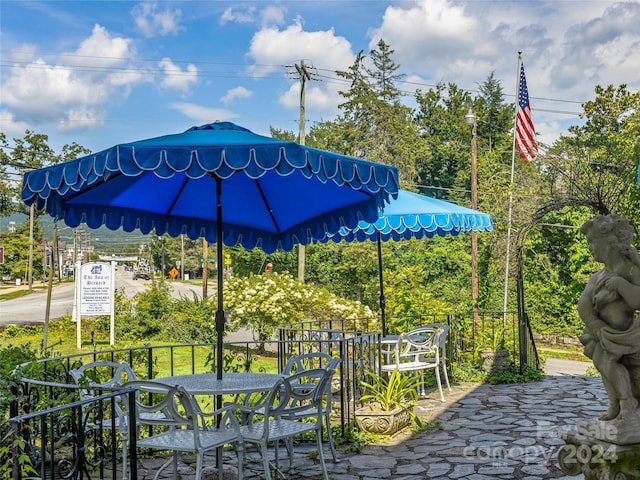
[
  {"xmin": 465, "ymin": 109, "xmax": 479, "ymax": 331},
  {"xmin": 53, "ymin": 223, "xmax": 60, "ymax": 282},
  {"xmin": 181, "ymin": 235, "xmax": 185, "ymax": 281},
  {"xmin": 27, "ymin": 203, "xmax": 34, "ymax": 289},
  {"xmin": 291, "ymin": 60, "xmax": 316, "ymax": 282},
  {"xmin": 202, "ymin": 239, "xmax": 208, "ymax": 298}
]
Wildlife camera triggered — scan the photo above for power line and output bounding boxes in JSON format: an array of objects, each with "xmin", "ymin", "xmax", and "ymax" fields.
[{"xmin": 0, "ymin": 50, "xmax": 597, "ymax": 110}]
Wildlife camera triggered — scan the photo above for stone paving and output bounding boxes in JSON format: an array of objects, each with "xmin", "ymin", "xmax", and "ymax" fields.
[{"xmin": 136, "ymin": 372, "xmax": 603, "ymax": 479}]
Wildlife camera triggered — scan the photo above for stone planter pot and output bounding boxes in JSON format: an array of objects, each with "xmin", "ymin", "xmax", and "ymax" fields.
[
  {"xmin": 479, "ymin": 349, "xmax": 509, "ymax": 373},
  {"xmin": 354, "ymin": 404, "xmax": 412, "ymax": 435}
]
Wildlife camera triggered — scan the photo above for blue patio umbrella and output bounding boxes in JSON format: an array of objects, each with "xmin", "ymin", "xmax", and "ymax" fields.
[
  {"xmin": 319, "ymin": 189, "xmax": 493, "ymax": 335},
  {"xmin": 22, "ymin": 121, "xmax": 399, "ymax": 378}
]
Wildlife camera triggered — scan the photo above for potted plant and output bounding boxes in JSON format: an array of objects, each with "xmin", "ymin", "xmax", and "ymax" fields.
[
  {"xmin": 478, "ymin": 328, "xmax": 509, "ymax": 373},
  {"xmin": 355, "ymin": 370, "xmax": 423, "ymax": 435}
]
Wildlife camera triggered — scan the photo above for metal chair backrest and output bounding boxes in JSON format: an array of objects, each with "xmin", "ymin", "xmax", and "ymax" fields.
[
  {"xmin": 283, "ymin": 354, "xmax": 341, "ymax": 412},
  {"xmin": 310, "ymin": 329, "xmax": 344, "ymax": 356},
  {"xmin": 262, "ymin": 368, "xmax": 328, "ymax": 429},
  {"xmin": 421, "ymin": 323, "xmax": 449, "ymax": 358},
  {"xmin": 283, "ymin": 352, "xmax": 333, "ymax": 375},
  {"xmin": 69, "ymin": 361, "xmax": 139, "ymax": 480},
  {"xmin": 124, "ymin": 380, "xmax": 196, "ymax": 429},
  {"xmin": 237, "ymin": 368, "xmax": 330, "ymax": 480},
  {"xmin": 397, "ymin": 326, "xmax": 441, "ymax": 363},
  {"xmin": 69, "ymin": 361, "xmax": 138, "ymax": 397}
]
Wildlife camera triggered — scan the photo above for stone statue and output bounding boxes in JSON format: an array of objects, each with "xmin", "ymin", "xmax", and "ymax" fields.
[{"xmin": 577, "ymin": 214, "xmax": 640, "ymax": 445}]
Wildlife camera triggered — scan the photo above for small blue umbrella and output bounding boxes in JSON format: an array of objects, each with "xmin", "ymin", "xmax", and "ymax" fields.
[
  {"xmin": 320, "ymin": 189, "xmax": 493, "ymax": 334},
  {"xmin": 22, "ymin": 121, "xmax": 399, "ymax": 378}
]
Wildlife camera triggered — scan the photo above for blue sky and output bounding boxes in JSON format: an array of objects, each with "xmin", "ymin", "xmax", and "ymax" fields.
[{"xmin": 1, "ymin": 0, "xmax": 639, "ymax": 155}]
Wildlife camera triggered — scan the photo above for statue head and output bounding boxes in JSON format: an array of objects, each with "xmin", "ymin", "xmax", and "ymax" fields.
[{"xmin": 581, "ymin": 214, "xmax": 635, "ymax": 261}]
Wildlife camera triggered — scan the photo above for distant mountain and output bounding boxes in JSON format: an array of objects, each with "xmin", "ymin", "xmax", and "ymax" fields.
[{"xmin": 1, "ymin": 212, "xmax": 149, "ymax": 251}]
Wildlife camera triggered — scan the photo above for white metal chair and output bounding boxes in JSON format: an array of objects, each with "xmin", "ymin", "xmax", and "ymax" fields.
[
  {"xmin": 282, "ymin": 351, "xmax": 333, "ymax": 375},
  {"xmin": 380, "ymin": 326, "xmax": 446, "ymax": 402},
  {"xmin": 233, "ymin": 368, "xmax": 331, "ymax": 480},
  {"xmin": 282, "ymin": 354, "xmax": 342, "ymax": 462},
  {"xmin": 69, "ymin": 361, "xmax": 140, "ymax": 479},
  {"xmin": 421, "ymin": 323, "xmax": 452, "ymax": 392},
  {"xmin": 309, "ymin": 329, "xmax": 344, "ymax": 357},
  {"xmin": 125, "ymin": 380, "xmax": 244, "ymax": 480}
]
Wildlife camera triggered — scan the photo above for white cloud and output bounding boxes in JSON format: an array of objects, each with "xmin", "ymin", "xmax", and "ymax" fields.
[
  {"xmin": 220, "ymin": 6, "xmax": 256, "ymax": 25},
  {"xmin": 220, "ymin": 87, "xmax": 253, "ymax": 105},
  {"xmin": 57, "ymin": 105, "xmax": 106, "ymax": 132},
  {"xmin": 169, "ymin": 102, "xmax": 238, "ymax": 124},
  {"xmin": 279, "ymin": 83, "xmax": 337, "ymax": 112},
  {"xmin": 0, "ymin": 25, "xmax": 144, "ymax": 132},
  {"xmin": 248, "ymin": 18, "xmax": 355, "ymax": 77},
  {"xmin": 0, "ymin": 110, "xmax": 30, "ymax": 138},
  {"xmin": 246, "ymin": 18, "xmax": 355, "ymax": 116},
  {"xmin": 220, "ymin": 4, "xmax": 284, "ymax": 28},
  {"xmin": 131, "ymin": 1, "xmax": 183, "ymax": 37},
  {"xmin": 367, "ymin": 0, "xmax": 640, "ymax": 143},
  {"xmin": 369, "ymin": 0, "xmax": 500, "ymax": 84},
  {"xmin": 551, "ymin": 2, "xmax": 640, "ymax": 93},
  {"xmin": 260, "ymin": 5, "xmax": 286, "ymax": 28},
  {"xmin": 158, "ymin": 58, "xmax": 198, "ymax": 95}
]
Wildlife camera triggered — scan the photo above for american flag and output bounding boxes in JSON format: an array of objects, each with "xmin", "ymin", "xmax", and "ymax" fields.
[{"xmin": 515, "ymin": 63, "xmax": 537, "ymax": 163}]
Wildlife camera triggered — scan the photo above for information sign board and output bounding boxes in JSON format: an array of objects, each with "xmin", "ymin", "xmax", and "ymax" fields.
[{"xmin": 80, "ymin": 262, "xmax": 113, "ymax": 315}]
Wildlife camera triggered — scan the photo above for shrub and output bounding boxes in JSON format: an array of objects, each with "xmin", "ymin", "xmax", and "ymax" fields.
[{"xmin": 223, "ymin": 272, "xmax": 375, "ymax": 344}]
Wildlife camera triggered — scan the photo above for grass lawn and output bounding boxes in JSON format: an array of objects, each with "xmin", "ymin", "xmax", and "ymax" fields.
[
  {"xmin": 537, "ymin": 345, "xmax": 590, "ymax": 362},
  {"xmin": 0, "ymin": 318, "xmax": 279, "ymax": 377}
]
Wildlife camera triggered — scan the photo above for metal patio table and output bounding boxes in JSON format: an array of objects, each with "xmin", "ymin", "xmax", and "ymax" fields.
[{"xmin": 151, "ymin": 372, "xmax": 285, "ymax": 396}]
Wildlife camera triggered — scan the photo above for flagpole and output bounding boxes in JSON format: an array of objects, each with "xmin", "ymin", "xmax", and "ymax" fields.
[{"xmin": 502, "ymin": 50, "xmax": 523, "ymax": 325}]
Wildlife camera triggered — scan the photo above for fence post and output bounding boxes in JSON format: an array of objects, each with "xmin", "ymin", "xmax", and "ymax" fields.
[{"xmin": 128, "ymin": 389, "xmax": 137, "ymax": 480}]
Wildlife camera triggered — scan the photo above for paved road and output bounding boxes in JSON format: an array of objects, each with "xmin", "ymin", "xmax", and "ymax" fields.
[
  {"xmin": 0, "ymin": 269, "xmax": 207, "ymax": 326},
  {"xmin": 544, "ymin": 356, "xmax": 592, "ymax": 376}
]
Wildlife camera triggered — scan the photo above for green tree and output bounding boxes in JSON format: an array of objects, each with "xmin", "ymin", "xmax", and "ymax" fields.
[
  {"xmin": 414, "ymin": 82, "xmax": 473, "ymax": 199},
  {"xmin": 307, "ymin": 241, "xmax": 381, "ymax": 307},
  {"xmin": 0, "ymin": 130, "xmax": 91, "ymax": 215},
  {"xmin": 331, "ymin": 42, "xmax": 422, "ymax": 186},
  {"xmin": 0, "ymin": 133, "xmax": 14, "ymax": 216},
  {"xmin": 125, "ymin": 279, "xmax": 173, "ymax": 338},
  {"xmin": 517, "ymin": 84, "xmax": 640, "ymax": 336},
  {"xmin": 540, "ymin": 84, "xmax": 640, "ymax": 223},
  {"xmin": 367, "ymin": 39, "xmax": 404, "ymax": 102},
  {"xmin": 413, "ymin": 75, "xmax": 521, "ymax": 313},
  {"xmin": 520, "ymin": 209, "xmax": 593, "ymax": 337},
  {"xmin": 0, "ymin": 219, "xmax": 44, "ymax": 281}
]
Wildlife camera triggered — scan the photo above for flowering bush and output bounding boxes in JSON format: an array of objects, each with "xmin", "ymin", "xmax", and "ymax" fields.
[{"xmin": 222, "ymin": 272, "xmax": 374, "ymax": 343}]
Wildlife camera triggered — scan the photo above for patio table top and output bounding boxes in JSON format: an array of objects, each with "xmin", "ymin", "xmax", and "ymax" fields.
[{"xmin": 150, "ymin": 372, "xmax": 284, "ymax": 396}]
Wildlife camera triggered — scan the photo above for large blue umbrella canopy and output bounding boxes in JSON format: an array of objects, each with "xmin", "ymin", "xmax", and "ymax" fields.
[
  {"xmin": 22, "ymin": 122, "xmax": 398, "ymax": 252},
  {"xmin": 319, "ymin": 189, "xmax": 493, "ymax": 334},
  {"xmin": 22, "ymin": 121, "xmax": 399, "ymax": 378}
]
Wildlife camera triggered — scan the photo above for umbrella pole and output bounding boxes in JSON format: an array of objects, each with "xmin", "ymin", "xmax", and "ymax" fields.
[
  {"xmin": 215, "ymin": 178, "xmax": 225, "ymax": 381},
  {"xmin": 214, "ymin": 178, "xmax": 225, "ymax": 472},
  {"xmin": 377, "ymin": 233, "xmax": 387, "ymax": 336}
]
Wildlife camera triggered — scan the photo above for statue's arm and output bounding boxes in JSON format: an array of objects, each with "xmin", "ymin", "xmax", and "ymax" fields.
[
  {"xmin": 577, "ymin": 286, "xmax": 607, "ymax": 335},
  {"xmin": 608, "ymin": 276, "xmax": 640, "ymax": 310}
]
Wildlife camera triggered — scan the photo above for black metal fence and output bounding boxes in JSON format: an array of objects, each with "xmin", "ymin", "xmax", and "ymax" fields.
[
  {"xmin": 5, "ymin": 311, "xmax": 539, "ymax": 479},
  {"xmin": 7, "ymin": 380, "xmax": 137, "ymax": 480},
  {"xmin": 381, "ymin": 310, "xmax": 539, "ymax": 371}
]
